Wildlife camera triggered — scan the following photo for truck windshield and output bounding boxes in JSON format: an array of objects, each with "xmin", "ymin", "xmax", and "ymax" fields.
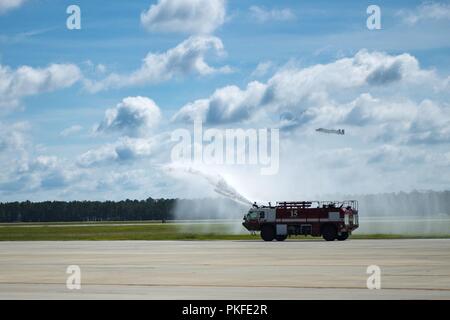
[{"xmin": 247, "ymin": 212, "xmax": 258, "ymax": 220}]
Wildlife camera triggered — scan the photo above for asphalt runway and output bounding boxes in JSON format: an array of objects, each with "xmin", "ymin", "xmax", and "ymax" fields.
[{"xmin": 0, "ymin": 239, "xmax": 449, "ymax": 299}]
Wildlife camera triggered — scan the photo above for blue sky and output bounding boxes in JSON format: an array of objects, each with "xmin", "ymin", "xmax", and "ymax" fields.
[{"xmin": 1, "ymin": 0, "xmax": 450, "ymax": 201}]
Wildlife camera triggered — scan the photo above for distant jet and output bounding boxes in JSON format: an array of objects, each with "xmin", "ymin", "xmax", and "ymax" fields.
[{"xmin": 316, "ymin": 128, "xmax": 345, "ymax": 135}]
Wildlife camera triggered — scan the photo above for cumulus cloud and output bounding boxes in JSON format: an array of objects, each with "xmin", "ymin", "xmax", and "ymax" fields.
[
  {"xmin": 0, "ymin": 122, "xmax": 97, "ymax": 196},
  {"xmin": 141, "ymin": 0, "xmax": 226, "ymax": 34},
  {"xmin": 249, "ymin": 6, "xmax": 295, "ymax": 23},
  {"xmin": 344, "ymin": 94, "xmax": 416, "ymax": 126},
  {"xmin": 338, "ymin": 95, "xmax": 450, "ymax": 145},
  {"xmin": 95, "ymin": 169, "xmax": 148, "ymax": 192},
  {"xmin": 366, "ymin": 61, "xmax": 403, "ymax": 85},
  {"xmin": 77, "ymin": 137, "xmax": 157, "ymax": 167},
  {"xmin": 398, "ymin": 1, "xmax": 450, "ymax": 25},
  {"xmin": 169, "ymin": 48, "xmax": 450, "ymax": 196},
  {"xmin": 172, "ymin": 81, "xmax": 267, "ymax": 124},
  {"xmin": 407, "ymin": 100, "xmax": 450, "ymax": 144},
  {"xmin": 173, "ymin": 50, "xmax": 439, "ymax": 126},
  {"xmin": 0, "ymin": 122, "xmax": 29, "ymax": 188},
  {"xmin": 0, "ymin": 122, "xmax": 153, "ymax": 197},
  {"xmin": 22, "ymin": 156, "xmax": 77, "ymax": 190},
  {"xmin": 370, "ymin": 145, "xmax": 418, "ymax": 164},
  {"xmin": 265, "ymin": 50, "xmax": 433, "ymax": 104},
  {"xmin": 3, "ymin": 48, "xmax": 450, "ymax": 198},
  {"xmin": 0, "ymin": 63, "xmax": 81, "ymax": 108},
  {"xmin": 96, "ymin": 96, "xmax": 162, "ymax": 136},
  {"xmin": 0, "ymin": 121, "xmax": 85, "ymax": 196},
  {"xmin": 0, "ymin": 0, "xmax": 26, "ymax": 14},
  {"xmin": 0, "ymin": 121, "xmax": 29, "ymax": 153},
  {"xmin": 84, "ymin": 36, "xmax": 231, "ymax": 92}
]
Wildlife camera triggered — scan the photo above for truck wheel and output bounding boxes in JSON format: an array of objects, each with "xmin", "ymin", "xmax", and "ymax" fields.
[
  {"xmin": 322, "ymin": 225, "xmax": 337, "ymax": 241},
  {"xmin": 276, "ymin": 235, "xmax": 287, "ymax": 241},
  {"xmin": 337, "ymin": 232, "xmax": 349, "ymax": 241},
  {"xmin": 260, "ymin": 225, "xmax": 275, "ymax": 241}
]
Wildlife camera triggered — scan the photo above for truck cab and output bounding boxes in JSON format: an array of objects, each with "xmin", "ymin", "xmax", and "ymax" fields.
[{"xmin": 243, "ymin": 206, "xmax": 275, "ymax": 229}]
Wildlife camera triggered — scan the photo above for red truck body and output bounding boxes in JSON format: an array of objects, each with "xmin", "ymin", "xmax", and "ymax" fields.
[{"xmin": 242, "ymin": 200, "xmax": 359, "ymax": 241}]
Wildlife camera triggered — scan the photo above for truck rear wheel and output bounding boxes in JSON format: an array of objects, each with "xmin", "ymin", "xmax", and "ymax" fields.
[
  {"xmin": 337, "ymin": 232, "xmax": 349, "ymax": 241},
  {"xmin": 322, "ymin": 224, "xmax": 337, "ymax": 241},
  {"xmin": 260, "ymin": 225, "xmax": 275, "ymax": 241},
  {"xmin": 276, "ymin": 235, "xmax": 287, "ymax": 241}
]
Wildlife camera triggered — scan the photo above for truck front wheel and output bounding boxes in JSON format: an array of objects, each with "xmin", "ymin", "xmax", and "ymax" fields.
[
  {"xmin": 260, "ymin": 225, "xmax": 275, "ymax": 241},
  {"xmin": 337, "ymin": 232, "xmax": 349, "ymax": 241},
  {"xmin": 276, "ymin": 235, "xmax": 287, "ymax": 241},
  {"xmin": 322, "ymin": 224, "xmax": 337, "ymax": 241}
]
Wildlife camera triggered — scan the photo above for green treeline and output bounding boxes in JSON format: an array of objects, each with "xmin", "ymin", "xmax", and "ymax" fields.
[
  {"xmin": 0, "ymin": 197, "xmax": 247, "ymax": 223},
  {"xmin": 0, "ymin": 198, "xmax": 175, "ymax": 222}
]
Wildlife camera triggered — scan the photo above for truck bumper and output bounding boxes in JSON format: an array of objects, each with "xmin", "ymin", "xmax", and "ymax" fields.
[{"xmin": 242, "ymin": 221, "xmax": 259, "ymax": 231}]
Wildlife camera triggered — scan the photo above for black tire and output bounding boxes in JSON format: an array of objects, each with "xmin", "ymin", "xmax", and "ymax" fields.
[
  {"xmin": 260, "ymin": 225, "xmax": 275, "ymax": 241},
  {"xmin": 322, "ymin": 224, "xmax": 337, "ymax": 241},
  {"xmin": 276, "ymin": 235, "xmax": 287, "ymax": 241},
  {"xmin": 337, "ymin": 232, "xmax": 349, "ymax": 241}
]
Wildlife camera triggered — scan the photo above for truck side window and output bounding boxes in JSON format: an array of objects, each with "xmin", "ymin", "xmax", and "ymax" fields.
[{"xmin": 259, "ymin": 212, "xmax": 265, "ymax": 219}]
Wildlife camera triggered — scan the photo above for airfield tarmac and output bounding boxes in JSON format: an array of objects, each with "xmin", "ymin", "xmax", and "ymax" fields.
[{"xmin": 0, "ymin": 239, "xmax": 449, "ymax": 299}]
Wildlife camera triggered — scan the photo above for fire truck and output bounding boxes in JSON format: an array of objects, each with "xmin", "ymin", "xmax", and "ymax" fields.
[{"xmin": 242, "ymin": 200, "xmax": 359, "ymax": 241}]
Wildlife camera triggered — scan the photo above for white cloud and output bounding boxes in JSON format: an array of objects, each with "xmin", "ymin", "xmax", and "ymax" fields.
[
  {"xmin": 336, "ymin": 95, "xmax": 448, "ymax": 145},
  {"xmin": 0, "ymin": 122, "xmax": 80, "ymax": 194},
  {"xmin": 173, "ymin": 50, "xmax": 440, "ymax": 126},
  {"xmin": 398, "ymin": 1, "xmax": 450, "ymax": 25},
  {"xmin": 0, "ymin": 63, "xmax": 81, "ymax": 109},
  {"xmin": 169, "ymin": 49, "xmax": 450, "ymax": 196},
  {"xmin": 407, "ymin": 100, "xmax": 450, "ymax": 144},
  {"xmin": 141, "ymin": 0, "xmax": 226, "ymax": 34},
  {"xmin": 95, "ymin": 169, "xmax": 149, "ymax": 192},
  {"xmin": 0, "ymin": 0, "xmax": 26, "ymax": 14},
  {"xmin": 344, "ymin": 94, "xmax": 416, "ymax": 126},
  {"xmin": 0, "ymin": 121, "xmax": 158, "ymax": 197},
  {"xmin": 264, "ymin": 50, "xmax": 434, "ymax": 104},
  {"xmin": 95, "ymin": 64, "xmax": 106, "ymax": 74},
  {"xmin": 3, "ymin": 47, "xmax": 450, "ymax": 198},
  {"xmin": 19, "ymin": 156, "xmax": 80, "ymax": 191},
  {"xmin": 172, "ymin": 81, "xmax": 267, "ymax": 124},
  {"xmin": 77, "ymin": 137, "xmax": 157, "ymax": 167},
  {"xmin": 366, "ymin": 145, "xmax": 427, "ymax": 168},
  {"xmin": 60, "ymin": 125, "xmax": 83, "ymax": 137},
  {"xmin": 250, "ymin": 61, "xmax": 274, "ymax": 78},
  {"xmin": 331, "ymin": 95, "xmax": 450, "ymax": 145},
  {"xmin": 84, "ymin": 36, "xmax": 231, "ymax": 92},
  {"xmin": 96, "ymin": 96, "xmax": 162, "ymax": 136},
  {"xmin": 249, "ymin": 6, "xmax": 295, "ymax": 23},
  {"xmin": 0, "ymin": 121, "xmax": 29, "ymax": 153}
]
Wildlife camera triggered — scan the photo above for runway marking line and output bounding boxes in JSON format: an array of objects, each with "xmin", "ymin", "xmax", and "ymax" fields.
[{"xmin": 1, "ymin": 282, "xmax": 449, "ymax": 292}]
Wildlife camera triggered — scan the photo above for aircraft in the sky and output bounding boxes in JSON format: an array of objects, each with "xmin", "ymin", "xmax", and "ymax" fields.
[{"xmin": 316, "ymin": 128, "xmax": 345, "ymax": 135}]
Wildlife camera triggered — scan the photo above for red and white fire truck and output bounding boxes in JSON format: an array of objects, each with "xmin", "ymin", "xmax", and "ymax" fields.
[{"xmin": 242, "ymin": 200, "xmax": 359, "ymax": 241}]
